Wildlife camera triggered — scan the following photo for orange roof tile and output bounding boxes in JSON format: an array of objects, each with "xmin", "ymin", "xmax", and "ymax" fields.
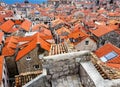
[
  {"xmin": 40, "ymin": 35, "xmax": 53, "ymax": 40},
  {"xmin": 95, "ymin": 43, "xmax": 120, "ymax": 58},
  {"xmin": 16, "ymin": 39, "xmax": 37, "ymax": 61},
  {"xmin": 73, "ymin": 24, "xmax": 82, "ymax": 31},
  {"xmin": 40, "ymin": 28, "xmax": 52, "ymax": 36},
  {"xmin": 107, "ymin": 63, "xmax": 120, "ymax": 69},
  {"xmin": 18, "ymin": 36, "xmax": 34, "ymax": 42},
  {"xmin": 32, "ymin": 24, "xmax": 41, "ymax": 31},
  {"xmin": 8, "ymin": 27, "xmax": 18, "ymax": 33},
  {"xmin": 108, "ymin": 12, "xmax": 120, "ymax": 16},
  {"xmin": 0, "ymin": 15, "xmax": 5, "ymax": 23},
  {"xmin": 20, "ymin": 19, "xmax": 32, "ymax": 31},
  {"xmin": 68, "ymin": 29, "xmax": 89, "ymax": 39},
  {"xmin": 16, "ymin": 33, "xmax": 51, "ymax": 61},
  {"xmin": 36, "ymin": 33, "xmax": 51, "ymax": 51},
  {"xmin": 0, "ymin": 32, "xmax": 4, "ymax": 44},
  {"xmin": 0, "ymin": 56, "xmax": 4, "ymax": 81},
  {"xmin": 14, "ymin": 20, "xmax": 23, "ymax": 25},
  {"xmin": 90, "ymin": 25, "xmax": 118, "ymax": 37},
  {"xmin": 2, "ymin": 47, "xmax": 15, "ymax": 56},
  {"xmin": 95, "ymin": 43, "xmax": 120, "ymax": 70},
  {"xmin": 107, "ymin": 56, "xmax": 120, "ymax": 64},
  {"xmin": 32, "ymin": 23, "xmax": 48, "ymax": 31},
  {"xmin": 56, "ymin": 27, "xmax": 70, "ymax": 35},
  {"xmin": 2, "ymin": 36, "xmax": 18, "ymax": 56},
  {"xmin": 51, "ymin": 19, "xmax": 64, "ymax": 27},
  {"xmin": 0, "ymin": 20, "xmax": 14, "ymax": 32}
]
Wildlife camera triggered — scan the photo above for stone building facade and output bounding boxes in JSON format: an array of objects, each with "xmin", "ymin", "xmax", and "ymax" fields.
[
  {"xmin": 74, "ymin": 37, "xmax": 97, "ymax": 51},
  {"xmin": 16, "ymin": 46, "xmax": 46, "ymax": 74},
  {"xmin": 98, "ymin": 31, "xmax": 120, "ymax": 48}
]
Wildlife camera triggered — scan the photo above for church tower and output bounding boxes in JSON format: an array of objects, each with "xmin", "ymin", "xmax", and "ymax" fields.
[{"xmin": 24, "ymin": 0, "xmax": 29, "ymax": 17}]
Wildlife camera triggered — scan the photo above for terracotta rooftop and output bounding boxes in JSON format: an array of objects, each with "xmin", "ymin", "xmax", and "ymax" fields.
[
  {"xmin": 20, "ymin": 19, "xmax": 32, "ymax": 31},
  {"xmin": 0, "ymin": 56, "xmax": 4, "ymax": 81},
  {"xmin": 68, "ymin": 29, "xmax": 89, "ymax": 40},
  {"xmin": 2, "ymin": 36, "xmax": 18, "ymax": 56},
  {"xmin": 32, "ymin": 23, "xmax": 48, "ymax": 31},
  {"xmin": 90, "ymin": 24, "xmax": 118, "ymax": 37},
  {"xmin": 52, "ymin": 19, "xmax": 65, "ymax": 27},
  {"xmin": 95, "ymin": 43, "xmax": 120, "ymax": 70},
  {"xmin": 16, "ymin": 33, "xmax": 51, "ymax": 61},
  {"xmin": 0, "ymin": 20, "xmax": 14, "ymax": 33},
  {"xmin": 0, "ymin": 15, "xmax": 5, "ymax": 24},
  {"xmin": 95, "ymin": 43, "xmax": 120, "ymax": 58},
  {"xmin": 8, "ymin": 27, "xmax": 18, "ymax": 33},
  {"xmin": 56, "ymin": 27, "xmax": 70, "ymax": 35},
  {"xmin": 0, "ymin": 32, "xmax": 4, "ymax": 44}
]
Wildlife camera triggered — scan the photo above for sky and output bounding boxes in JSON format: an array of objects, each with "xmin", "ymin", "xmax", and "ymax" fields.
[{"xmin": 3, "ymin": 0, "xmax": 47, "ymax": 4}]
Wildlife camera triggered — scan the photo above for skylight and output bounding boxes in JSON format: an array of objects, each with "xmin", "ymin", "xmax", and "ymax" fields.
[
  {"xmin": 100, "ymin": 56, "xmax": 107, "ymax": 62},
  {"xmin": 100, "ymin": 51, "xmax": 118, "ymax": 62},
  {"xmin": 105, "ymin": 51, "xmax": 118, "ymax": 60}
]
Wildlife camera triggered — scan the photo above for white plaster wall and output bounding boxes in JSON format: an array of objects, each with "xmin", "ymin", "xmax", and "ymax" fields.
[{"xmin": 75, "ymin": 37, "xmax": 97, "ymax": 51}]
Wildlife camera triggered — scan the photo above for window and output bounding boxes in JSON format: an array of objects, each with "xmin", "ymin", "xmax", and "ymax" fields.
[
  {"xmin": 26, "ymin": 57, "xmax": 31, "ymax": 61},
  {"xmin": 85, "ymin": 41, "xmax": 89, "ymax": 45},
  {"xmin": 33, "ymin": 65, "xmax": 39, "ymax": 69}
]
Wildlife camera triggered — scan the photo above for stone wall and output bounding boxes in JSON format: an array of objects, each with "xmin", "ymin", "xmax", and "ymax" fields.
[
  {"xmin": 79, "ymin": 64, "xmax": 96, "ymax": 87},
  {"xmin": 99, "ymin": 31, "xmax": 120, "ymax": 48},
  {"xmin": 43, "ymin": 58, "xmax": 79, "ymax": 80},
  {"xmin": 23, "ymin": 51, "xmax": 93, "ymax": 87}
]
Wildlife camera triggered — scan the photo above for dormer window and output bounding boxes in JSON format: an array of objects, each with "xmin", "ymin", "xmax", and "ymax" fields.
[{"xmin": 26, "ymin": 56, "xmax": 31, "ymax": 61}]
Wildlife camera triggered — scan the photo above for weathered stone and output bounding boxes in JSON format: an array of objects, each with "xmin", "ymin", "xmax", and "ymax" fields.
[
  {"xmin": 59, "ymin": 72, "xmax": 64, "ymax": 76},
  {"xmin": 52, "ymin": 73, "xmax": 59, "ymax": 79},
  {"xmin": 69, "ymin": 70, "xmax": 74, "ymax": 74},
  {"xmin": 69, "ymin": 64, "xmax": 75, "ymax": 70},
  {"xmin": 48, "ymin": 69, "xmax": 54, "ymax": 74},
  {"xmin": 46, "ymin": 75, "xmax": 52, "ymax": 80},
  {"xmin": 74, "ymin": 68, "xmax": 79, "ymax": 74},
  {"xmin": 64, "ymin": 70, "xmax": 69, "ymax": 75},
  {"xmin": 42, "ymin": 64, "xmax": 53, "ymax": 69},
  {"xmin": 75, "ymin": 63, "xmax": 80, "ymax": 67},
  {"xmin": 56, "ymin": 67, "xmax": 63, "ymax": 72},
  {"xmin": 53, "ymin": 61, "xmax": 65, "ymax": 67},
  {"xmin": 63, "ymin": 65, "xmax": 69, "ymax": 71}
]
